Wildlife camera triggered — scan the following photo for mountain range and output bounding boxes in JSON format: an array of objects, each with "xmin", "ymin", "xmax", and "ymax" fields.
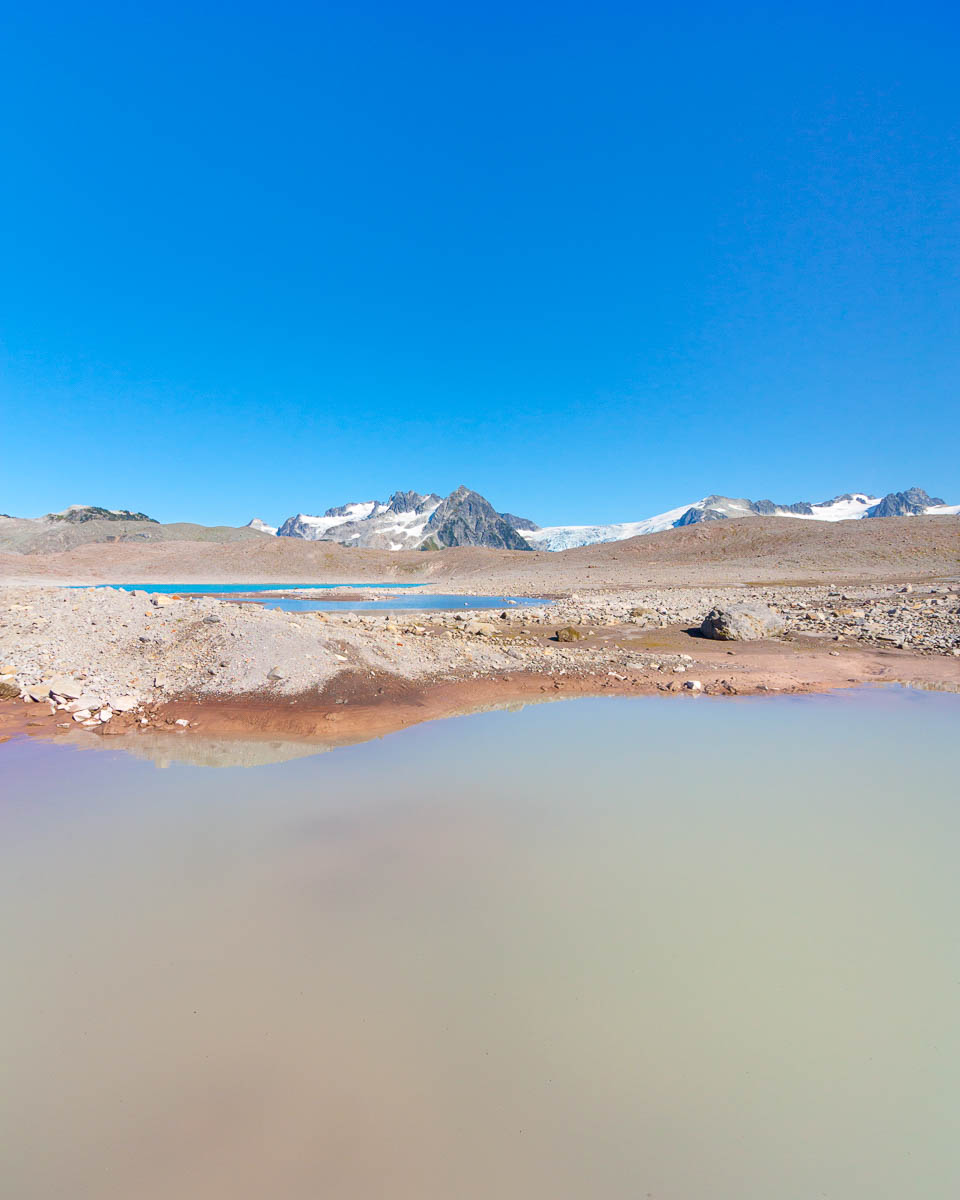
[
  {"xmin": 247, "ymin": 485, "xmax": 957, "ymax": 551},
  {"xmin": 265, "ymin": 487, "xmax": 534, "ymax": 551},
  {"xmin": 1, "ymin": 486, "xmax": 955, "ymax": 556},
  {"xmin": 523, "ymin": 487, "xmax": 958, "ymax": 549}
]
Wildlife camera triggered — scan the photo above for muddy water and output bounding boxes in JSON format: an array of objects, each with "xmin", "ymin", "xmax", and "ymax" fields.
[{"xmin": 1, "ymin": 688, "xmax": 959, "ymax": 1199}]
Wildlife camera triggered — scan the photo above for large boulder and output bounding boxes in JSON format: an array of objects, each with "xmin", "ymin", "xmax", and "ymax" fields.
[{"xmin": 700, "ymin": 603, "xmax": 785, "ymax": 641}]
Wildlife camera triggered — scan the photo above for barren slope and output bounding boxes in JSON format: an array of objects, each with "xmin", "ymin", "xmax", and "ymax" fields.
[{"xmin": 0, "ymin": 515, "xmax": 957, "ymax": 590}]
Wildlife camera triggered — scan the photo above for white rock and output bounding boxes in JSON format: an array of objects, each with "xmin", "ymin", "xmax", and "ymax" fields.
[
  {"xmin": 98, "ymin": 708, "xmax": 113, "ymax": 722},
  {"xmin": 174, "ymin": 718, "xmax": 190, "ymax": 727},
  {"xmin": 107, "ymin": 694, "xmax": 138, "ymax": 712},
  {"xmin": 48, "ymin": 677, "xmax": 85, "ymax": 699},
  {"xmin": 72, "ymin": 709, "xmax": 92, "ymax": 722},
  {"xmin": 65, "ymin": 694, "xmax": 101, "ymax": 712},
  {"xmin": 682, "ymin": 679, "xmax": 703, "ymax": 692}
]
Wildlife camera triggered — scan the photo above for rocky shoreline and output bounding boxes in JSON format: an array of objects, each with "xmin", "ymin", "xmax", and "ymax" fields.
[{"xmin": 2, "ymin": 580, "xmax": 959, "ymax": 755}]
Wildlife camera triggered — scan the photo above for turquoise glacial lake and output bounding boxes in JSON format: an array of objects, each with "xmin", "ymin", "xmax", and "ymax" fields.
[{"xmin": 91, "ymin": 583, "xmax": 543, "ymax": 612}]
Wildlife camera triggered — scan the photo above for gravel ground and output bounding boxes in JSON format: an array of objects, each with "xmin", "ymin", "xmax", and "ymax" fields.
[{"xmin": 2, "ymin": 580, "xmax": 958, "ymax": 727}]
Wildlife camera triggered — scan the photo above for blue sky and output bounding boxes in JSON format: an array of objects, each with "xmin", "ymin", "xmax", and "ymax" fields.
[{"xmin": 1, "ymin": 2, "xmax": 957, "ymax": 527}]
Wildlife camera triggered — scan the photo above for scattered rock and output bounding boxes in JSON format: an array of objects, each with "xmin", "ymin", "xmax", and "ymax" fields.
[
  {"xmin": 48, "ymin": 677, "xmax": 84, "ymax": 699},
  {"xmin": 26, "ymin": 683, "xmax": 51, "ymax": 701},
  {"xmin": 465, "ymin": 620, "xmax": 497, "ymax": 636},
  {"xmin": 700, "ymin": 604, "xmax": 785, "ymax": 641}
]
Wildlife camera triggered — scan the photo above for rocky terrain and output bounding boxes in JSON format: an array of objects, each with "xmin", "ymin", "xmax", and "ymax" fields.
[
  {"xmin": 2, "ymin": 577, "xmax": 958, "ymax": 745},
  {"xmin": 1, "ymin": 508, "xmax": 957, "ymax": 751}
]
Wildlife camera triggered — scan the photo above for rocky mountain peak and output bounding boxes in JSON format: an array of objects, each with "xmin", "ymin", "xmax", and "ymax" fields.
[
  {"xmin": 386, "ymin": 490, "xmax": 439, "ymax": 514},
  {"xmin": 245, "ymin": 518, "xmax": 278, "ymax": 535},
  {"xmin": 866, "ymin": 488, "xmax": 946, "ymax": 518},
  {"xmin": 421, "ymin": 488, "xmax": 533, "ymax": 551}
]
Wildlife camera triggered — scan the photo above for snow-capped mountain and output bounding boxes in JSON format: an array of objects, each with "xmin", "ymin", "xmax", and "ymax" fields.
[
  {"xmin": 274, "ymin": 487, "xmax": 536, "ymax": 551},
  {"xmin": 525, "ymin": 488, "xmax": 955, "ymax": 551},
  {"xmin": 255, "ymin": 485, "xmax": 956, "ymax": 552},
  {"xmin": 245, "ymin": 517, "xmax": 278, "ymax": 535}
]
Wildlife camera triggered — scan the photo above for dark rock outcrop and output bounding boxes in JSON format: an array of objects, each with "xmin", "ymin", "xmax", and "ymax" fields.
[
  {"xmin": 421, "ymin": 486, "xmax": 533, "ymax": 550},
  {"xmin": 47, "ymin": 506, "xmax": 157, "ymax": 524},
  {"xmin": 675, "ymin": 506, "xmax": 729, "ymax": 526},
  {"xmin": 865, "ymin": 488, "xmax": 945, "ymax": 518},
  {"xmin": 500, "ymin": 513, "xmax": 540, "ymax": 532},
  {"xmin": 386, "ymin": 490, "xmax": 440, "ymax": 514}
]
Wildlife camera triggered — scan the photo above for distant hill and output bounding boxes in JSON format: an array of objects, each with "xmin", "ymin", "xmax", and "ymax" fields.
[{"xmin": 0, "ymin": 511, "xmax": 266, "ymax": 555}]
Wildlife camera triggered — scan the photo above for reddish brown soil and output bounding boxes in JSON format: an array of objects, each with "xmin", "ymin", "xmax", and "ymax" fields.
[{"xmin": 4, "ymin": 630, "xmax": 957, "ymax": 758}]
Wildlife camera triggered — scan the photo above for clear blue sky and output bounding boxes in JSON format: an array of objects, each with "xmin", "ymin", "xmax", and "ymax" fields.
[{"xmin": 1, "ymin": 2, "xmax": 957, "ymax": 527}]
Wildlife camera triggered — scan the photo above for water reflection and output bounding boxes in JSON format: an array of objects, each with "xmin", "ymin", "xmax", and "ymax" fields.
[{"xmin": 1, "ymin": 688, "xmax": 958, "ymax": 1199}]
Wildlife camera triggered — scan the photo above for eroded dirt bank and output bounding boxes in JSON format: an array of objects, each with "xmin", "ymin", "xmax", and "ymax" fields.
[{"xmin": 2, "ymin": 579, "xmax": 958, "ymax": 762}]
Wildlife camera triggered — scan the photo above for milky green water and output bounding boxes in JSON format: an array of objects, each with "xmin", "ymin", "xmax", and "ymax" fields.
[{"xmin": 1, "ymin": 688, "xmax": 958, "ymax": 1199}]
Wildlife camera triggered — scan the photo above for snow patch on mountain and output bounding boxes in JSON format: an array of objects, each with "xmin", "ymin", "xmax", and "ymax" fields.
[
  {"xmin": 793, "ymin": 494, "xmax": 879, "ymax": 521},
  {"xmin": 523, "ymin": 504, "xmax": 695, "ymax": 550},
  {"xmin": 245, "ymin": 518, "xmax": 278, "ymax": 535},
  {"xmin": 526, "ymin": 488, "xmax": 954, "ymax": 550}
]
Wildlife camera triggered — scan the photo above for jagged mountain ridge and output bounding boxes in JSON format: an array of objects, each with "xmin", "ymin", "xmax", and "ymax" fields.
[
  {"xmin": 524, "ymin": 488, "xmax": 957, "ymax": 550},
  {"xmin": 3, "ymin": 486, "xmax": 953, "ymax": 557},
  {"xmin": 265, "ymin": 484, "xmax": 956, "ymax": 551},
  {"xmin": 275, "ymin": 487, "xmax": 538, "ymax": 550},
  {"xmin": 48, "ymin": 505, "xmax": 158, "ymax": 524}
]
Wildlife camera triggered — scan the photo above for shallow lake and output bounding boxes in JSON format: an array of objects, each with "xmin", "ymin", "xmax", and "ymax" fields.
[
  {"xmin": 2, "ymin": 687, "xmax": 959, "ymax": 1199},
  {"xmin": 233, "ymin": 593, "xmax": 544, "ymax": 613},
  {"xmin": 102, "ymin": 582, "xmax": 428, "ymax": 593},
  {"xmin": 93, "ymin": 584, "xmax": 544, "ymax": 612}
]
